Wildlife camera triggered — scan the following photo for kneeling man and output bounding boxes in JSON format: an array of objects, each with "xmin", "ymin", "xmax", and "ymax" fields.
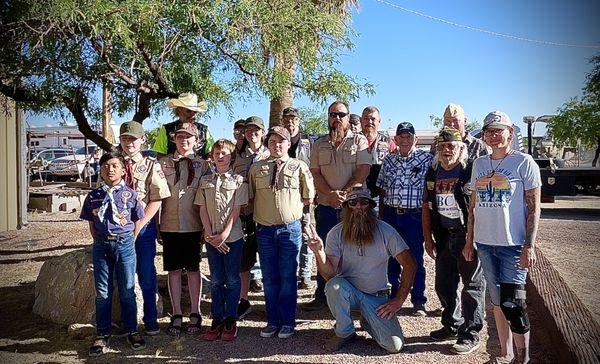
[{"xmin": 307, "ymin": 189, "xmax": 416, "ymax": 353}]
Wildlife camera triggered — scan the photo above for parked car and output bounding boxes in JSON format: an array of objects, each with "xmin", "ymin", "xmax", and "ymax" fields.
[
  {"xmin": 47, "ymin": 145, "xmax": 99, "ymax": 180},
  {"xmin": 28, "ymin": 148, "xmax": 72, "ymax": 175}
]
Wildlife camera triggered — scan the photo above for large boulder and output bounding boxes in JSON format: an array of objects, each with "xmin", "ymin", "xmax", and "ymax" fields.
[{"xmin": 33, "ymin": 246, "xmax": 163, "ymax": 325}]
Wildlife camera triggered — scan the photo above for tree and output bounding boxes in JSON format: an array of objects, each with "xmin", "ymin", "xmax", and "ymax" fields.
[
  {"xmin": 0, "ymin": 0, "xmax": 371, "ymax": 150},
  {"xmin": 299, "ymin": 107, "xmax": 328, "ymax": 136},
  {"xmin": 548, "ymin": 54, "xmax": 600, "ymax": 148},
  {"xmin": 429, "ymin": 114, "xmax": 479, "ymax": 133}
]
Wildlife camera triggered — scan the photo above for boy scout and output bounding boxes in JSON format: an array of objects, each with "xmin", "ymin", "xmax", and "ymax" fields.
[
  {"xmin": 248, "ymin": 126, "xmax": 315, "ymax": 339},
  {"xmin": 158, "ymin": 123, "xmax": 211, "ymax": 336},
  {"xmin": 118, "ymin": 121, "xmax": 171, "ymax": 335}
]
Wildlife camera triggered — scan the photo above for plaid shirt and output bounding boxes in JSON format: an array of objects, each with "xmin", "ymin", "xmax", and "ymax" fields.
[{"xmin": 376, "ymin": 149, "xmax": 433, "ymax": 209}]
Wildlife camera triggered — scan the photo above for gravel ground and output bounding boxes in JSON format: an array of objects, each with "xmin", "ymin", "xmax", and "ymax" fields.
[{"xmin": 0, "ymin": 209, "xmax": 561, "ymax": 363}]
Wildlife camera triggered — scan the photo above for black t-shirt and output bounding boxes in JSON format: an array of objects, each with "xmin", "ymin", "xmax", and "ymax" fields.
[
  {"xmin": 288, "ymin": 133, "xmax": 301, "ymax": 158},
  {"xmin": 435, "ymin": 165, "xmax": 463, "ymax": 229}
]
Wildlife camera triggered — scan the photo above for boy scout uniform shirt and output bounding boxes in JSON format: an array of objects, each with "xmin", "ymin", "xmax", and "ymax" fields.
[
  {"xmin": 80, "ymin": 185, "xmax": 144, "ymax": 238},
  {"xmin": 232, "ymin": 145, "xmax": 270, "ymax": 215},
  {"xmin": 309, "ymin": 130, "xmax": 371, "ymax": 206},
  {"xmin": 125, "ymin": 151, "xmax": 171, "ymax": 206},
  {"xmin": 194, "ymin": 170, "xmax": 249, "ymax": 243},
  {"xmin": 158, "ymin": 152, "xmax": 211, "ymax": 232},
  {"xmin": 248, "ymin": 155, "xmax": 315, "ymax": 226}
]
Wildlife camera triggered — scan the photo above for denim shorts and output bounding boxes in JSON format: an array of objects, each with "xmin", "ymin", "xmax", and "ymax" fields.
[{"xmin": 476, "ymin": 243, "xmax": 528, "ymax": 306}]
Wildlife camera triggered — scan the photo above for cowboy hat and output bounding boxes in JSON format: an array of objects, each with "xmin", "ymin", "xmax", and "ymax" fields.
[{"xmin": 166, "ymin": 93, "xmax": 208, "ymax": 112}]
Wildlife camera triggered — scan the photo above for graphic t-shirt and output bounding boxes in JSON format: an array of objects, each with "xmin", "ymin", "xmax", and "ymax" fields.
[
  {"xmin": 470, "ymin": 151, "xmax": 541, "ymax": 246},
  {"xmin": 435, "ymin": 165, "xmax": 463, "ymax": 229}
]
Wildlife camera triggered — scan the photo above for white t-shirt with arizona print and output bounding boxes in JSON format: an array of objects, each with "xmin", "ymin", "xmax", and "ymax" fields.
[{"xmin": 470, "ymin": 151, "xmax": 541, "ymax": 246}]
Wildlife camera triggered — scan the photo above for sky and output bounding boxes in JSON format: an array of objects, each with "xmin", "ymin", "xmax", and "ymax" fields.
[{"xmin": 27, "ymin": 0, "xmax": 600, "ymax": 141}]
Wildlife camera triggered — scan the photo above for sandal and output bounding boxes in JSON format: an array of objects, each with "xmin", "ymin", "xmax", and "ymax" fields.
[
  {"xmin": 186, "ymin": 313, "xmax": 202, "ymax": 335},
  {"xmin": 167, "ymin": 314, "xmax": 183, "ymax": 336}
]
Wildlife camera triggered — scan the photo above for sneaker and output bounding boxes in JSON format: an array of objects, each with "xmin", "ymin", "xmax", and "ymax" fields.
[
  {"xmin": 298, "ymin": 277, "xmax": 314, "ymax": 289},
  {"xmin": 249, "ymin": 279, "xmax": 263, "ymax": 292},
  {"xmin": 89, "ymin": 335, "xmax": 109, "ymax": 357},
  {"xmin": 301, "ymin": 298, "xmax": 327, "ymax": 311},
  {"xmin": 260, "ymin": 324, "xmax": 279, "ymax": 338},
  {"xmin": 126, "ymin": 332, "xmax": 146, "ymax": 351},
  {"xmin": 201, "ymin": 322, "xmax": 224, "ymax": 341},
  {"xmin": 221, "ymin": 320, "xmax": 238, "ymax": 341},
  {"xmin": 237, "ymin": 298, "xmax": 252, "ymax": 320},
  {"xmin": 278, "ymin": 325, "xmax": 295, "ymax": 339},
  {"xmin": 495, "ymin": 354, "xmax": 515, "ymax": 364},
  {"xmin": 145, "ymin": 322, "xmax": 160, "ymax": 336},
  {"xmin": 451, "ymin": 339, "xmax": 481, "ymax": 355},
  {"xmin": 430, "ymin": 326, "xmax": 458, "ymax": 341},
  {"xmin": 413, "ymin": 304, "xmax": 427, "ymax": 317},
  {"xmin": 324, "ymin": 332, "xmax": 357, "ymax": 352}
]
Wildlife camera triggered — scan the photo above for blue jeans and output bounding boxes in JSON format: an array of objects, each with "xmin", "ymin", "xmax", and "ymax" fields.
[
  {"xmin": 135, "ymin": 219, "xmax": 158, "ymax": 327},
  {"xmin": 298, "ymin": 236, "xmax": 314, "ymax": 280},
  {"xmin": 325, "ymin": 277, "xmax": 404, "ymax": 353},
  {"xmin": 92, "ymin": 232, "xmax": 138, "ymax": 336},
  {"xmin": 382, "ymin": 207, "xmax": 426, "ymax": 305},
  {"xmin": 206, "ymin": 238, "xmax": 244, "ymax": 321},
  {"xmin": 476, "ymin": 244, "xmax": 528, "ymax": 306},
  {"xmin": 314, "ymin": 205, "xmax": 342, "ymax": 301},
  {"xmin": 256, "ymin": 220, "xmax": 302, "ymax": 327}
]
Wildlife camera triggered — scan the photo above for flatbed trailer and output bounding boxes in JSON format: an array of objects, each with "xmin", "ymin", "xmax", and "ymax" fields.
[{"xmin": 539, "ymin": 167, "xmax": 600, "ymax": 200}]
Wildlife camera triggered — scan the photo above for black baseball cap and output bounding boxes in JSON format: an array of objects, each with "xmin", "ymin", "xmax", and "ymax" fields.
[{"xmin": 396, "ymin": 122, "xmax": 415, "ymax": 136}]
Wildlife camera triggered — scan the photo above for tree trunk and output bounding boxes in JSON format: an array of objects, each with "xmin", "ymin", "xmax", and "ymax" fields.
[
  {"xmin": 102, "ymin": 85, "xmax": 116, "ymax": 144},
  {"xmin": 268, "ymin": 54, "xmax": 295, "ymax": 129}
]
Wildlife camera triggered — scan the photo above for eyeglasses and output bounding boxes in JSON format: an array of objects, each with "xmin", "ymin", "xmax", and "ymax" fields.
[
  {"xmin": 233, "ymin": 129, "xmax": 245, "ymax": 136},
  {"xmin": 483, "ymin": 128, "xmax": 505, "ymax": 136},
  {"xmin": 347, "ymin": 198, "xmax": 370, "ymax": 207},
  {"xmin": 328, "ymin": 112, "xmax": 348, "ymax": 119},
  {"xmin": 436, "ymin": 143, "xmax": 457, "ymax": 151}
]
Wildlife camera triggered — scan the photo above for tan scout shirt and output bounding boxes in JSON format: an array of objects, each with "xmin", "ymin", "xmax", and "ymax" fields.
[
  {"xmin": 232, "ymin": 145, "xmax": 270, "ymax": 215},
  {"xmin": 158, "ymin": 152, "xmax": 211, "ymax": 232},
  {"xmin": 248, "ymin": 155, "xmax": 315, "ymax": 226},
  {"xmin": 125, "ymin": 151, "xmax": 171, "ymax": 206},
  {"xmin": 309, "ymin": 131, "xmax": 371, "ymax": 206},
  {"xmin": 194, "ymin": 171, "xmax": 248, "ymax": 243}
]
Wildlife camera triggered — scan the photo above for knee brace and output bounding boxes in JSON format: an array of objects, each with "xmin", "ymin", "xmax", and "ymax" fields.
[{"xmin": 499, "ymin": 283, "xmax": 530, "ymax": 334}]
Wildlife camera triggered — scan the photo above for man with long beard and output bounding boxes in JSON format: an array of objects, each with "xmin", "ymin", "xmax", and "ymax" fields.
[
  {"xmin": 307, "ymin": 189, "xmax": 416, "ymax": 353},
  {"xmin": 303, "ymin": 101, "xmax": 371, "ymax": 311}
]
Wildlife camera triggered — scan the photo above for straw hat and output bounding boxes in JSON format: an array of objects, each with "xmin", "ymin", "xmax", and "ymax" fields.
[{"xmin": 166, "ymin": 93, "xmax": 208, "ymax": 112}]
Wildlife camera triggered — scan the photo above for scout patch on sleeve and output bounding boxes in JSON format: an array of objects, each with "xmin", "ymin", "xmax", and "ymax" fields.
[
  {"xmin": 427, "ymin": 181, "xmax": 435, "ymax": 191},
  {"xmin": 157, "ymin": 168, "xmax": 165, "ymax": 179},
  {"xmin": 136, "ymin": 165, "xmax": 147, "ymax": 173}
]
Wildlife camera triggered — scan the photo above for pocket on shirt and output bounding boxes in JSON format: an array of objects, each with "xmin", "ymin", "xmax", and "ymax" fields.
[
  {"xmin": 282, "ymin": 170, "xmax": 300, "ymax": 189},
  {"xmin": 255, "ymin": 173, "xmax": 271, "ymax": 190},
  {"xmin": 318, "ymin": 148, "xmax": 332, "ymax": 166},
  {"xmin": 342, "ymin": 145, "xmax": 358, "ymax": 164}
]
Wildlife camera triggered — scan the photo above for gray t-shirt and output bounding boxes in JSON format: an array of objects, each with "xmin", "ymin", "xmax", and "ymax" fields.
[
  {"xmin": 470, "ymin": 151, "xmax": 541, "ymax": 246},
  {"xmin": 325, "ymin": 220, "xmax": 409, "ymax": 294}
]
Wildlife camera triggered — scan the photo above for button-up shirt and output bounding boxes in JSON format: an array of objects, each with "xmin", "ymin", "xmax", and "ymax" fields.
[
  {"xmin": 463, "ymin": 133, "xmax": 489, "ymax": 163},
  {"xmin": 158, "ymin": 152, "xmax": 211, "ymax": 232},
  {"xmin": 310, "ymin": 130, "xmax": 371, "ymax": 206},
  {"xmin": 232, "ymin": 145, "xmax": 270, "ymax": 215},
  {"xmin": 194, "ymin": 170, "xmax": 248, "ymax": 243},
  {"xmin": 377, "ymin": 148, "xmax": 433, "ymax": 209},
  {"xmin": 80, "ymin": 184, "xmax": 144, "ymax": 238},
  {"xmin": 124, "ymin": 150, "xmax": 171, "ymax": 206},
  {"xmin": 248, "ymin": 155, "xmax": 315, "ymax": 226}
]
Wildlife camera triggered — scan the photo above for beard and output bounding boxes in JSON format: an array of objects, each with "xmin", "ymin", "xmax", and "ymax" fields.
[
  {"xmin": 329, "ymin": 122, "xmax": 348, "ymax": 145},
  {"xmin": 341, "ymin": 206, "xmax": 378, "ymax": 247}
]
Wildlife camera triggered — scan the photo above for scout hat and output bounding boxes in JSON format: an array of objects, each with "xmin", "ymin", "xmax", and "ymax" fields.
[
  {"xmin": 342, "ymin": 189, "xmax": 376, "ymax": 208},
  {"xmin": 234, "ymin": 119, "xmax": 246, "ymax": 128},
  {"xmin": 443, "ymin": 104, "xmax": 465, "ymax": 119},
  {"xmin": 396, "ymin": 122, "xmax": 415, "ymax": 136},
  {"xmin": 119, "ymin": 121, "xmax": 144, "ymax": 138},
  {"xmin": 483, "ymin": 111, "xmax": 513, "ymax": 130},
  {"xmin": 245, "ymin": 116, "xmax": 265, "ymax": 130},
  {"xmin": 166, "ymin": 93, "xmax": 208, "ymax": 112},
  {"xmin": 267, "ymin": 126, "xmax": 291, "ymax": 141},
  {"xmin": 282, "ymin": 107, "xmax": 299, "ymax": 118},
  {"xmin": 437, "ymin": 127, "xmax": 462, "ymax": 143},
  {"xmin": 174, "ymin": 122, "xmax": 198, "ymax": 137}
]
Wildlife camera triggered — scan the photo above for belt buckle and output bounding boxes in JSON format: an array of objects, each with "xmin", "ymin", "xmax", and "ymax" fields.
[
  {"xmin": 396, "ymin": 207, "xmax": 405, "ymax": 214},
  {"xmin": 106, "ymin": 234, "xmax": 118, "ymax": 241}
]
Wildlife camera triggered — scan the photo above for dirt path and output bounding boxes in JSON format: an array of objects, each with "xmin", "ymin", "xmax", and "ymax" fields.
[{"xmin": 0, "ymin": 211, "xmax": 558, "ymax": 363}]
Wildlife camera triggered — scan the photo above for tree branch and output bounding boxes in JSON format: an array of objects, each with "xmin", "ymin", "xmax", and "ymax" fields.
[{"xmin": 63, "ymin": 93, "xmax": 113, "ymax": 151}]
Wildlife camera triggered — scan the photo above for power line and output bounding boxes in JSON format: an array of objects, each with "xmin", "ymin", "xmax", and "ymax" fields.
[{"xmin": 373, "ymin": 0, "xmax": 600, "ymax": 50}]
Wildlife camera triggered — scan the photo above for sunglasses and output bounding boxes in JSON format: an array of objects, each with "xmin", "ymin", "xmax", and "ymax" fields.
[
  {"xmin": 328, "ymin": 111, "xmax": 348, "ymax": 119},
  {"xmin": 436, "ymin": 143, "xmax": 457, "ymax": 151},
  {"xmin": 347, "ymin": 198, "xmax": 370, "ymax": 207},
  {"xmin": 483, "ymin": 128, "xmax": 505, "ymax": 136}
]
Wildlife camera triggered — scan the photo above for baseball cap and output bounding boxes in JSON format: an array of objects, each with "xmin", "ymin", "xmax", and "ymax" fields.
[
  {"xmin": 396, "ymin": 122, "xmax": 415, "ymax": 136},
  {"xmin": 233, "ymin": 119, "xmax": 246, "ymax": 128},
  {"xmin": 174, "ymin": 122, "xmax": 198, "ymax": 136},
  {"xmin": 245, "ymin": 116, "xmax": 265, "ymax": 130},
  {"xmin": 483, "ymin": 111, "xmax": 513, "ymax": 130},
  {"xmin": 349, "ymin": 113, "xmax": 361, "ymax": 125},
  {"xmin": 437, "ymin": 127, "xmax": 462, "ymax": 143},
  {"xmin": 120, "ymin": 121, "xmax": 145, "ymax": 138},
  {"xmin": 343, "ymin": 188, "xmax": 376, "ymax": 208},
  {"xmin": 282, "ymin": 107, "xmax": 299, "ymax": 118},
  {"xmin": 443, "ymin": 104, "xmax": 465, "ymax": 119},
  {"xmin": 267, "ymin": 126, "xmax": 291, "ymax": 141}
]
